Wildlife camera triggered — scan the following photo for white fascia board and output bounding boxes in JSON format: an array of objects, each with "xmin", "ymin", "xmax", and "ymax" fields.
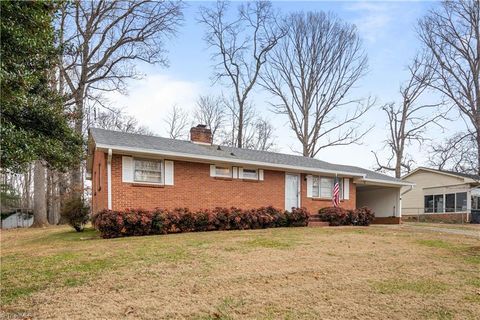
[
  {"xmin": 355, "ymin": 178, "xmax": 415, "ymax": 187},
  {"xmin": 95, "ymin": 143, "xmax": 367, "ymax": 178}
]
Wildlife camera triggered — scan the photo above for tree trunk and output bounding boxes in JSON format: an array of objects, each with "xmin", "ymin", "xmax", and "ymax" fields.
[
  {"xmin": 70, "ymin": 94, "xmax": 84, "ymax": 199},
  {"xmin": 46, "ymin": 168, "xmax": 53, "ymax": 223},
  {"xmin": 23, "ymin": 163, "xmax": 32, "ymax": 209},
  {"xmin": 51, "ymin": 171, "xmax": 61, "ymax": 224},
  {"xmin": 32, "ymin": 160, "xmax": 49, "ymax": 227},
  {"xmin": 395, "ymin": 152, "xmax": 402, "ymax": 178},
  {"xmin": 476, "ymin": 129, "xmax": 480, "ymax": 176},
  {"xmin": 58, "ymin": 171, "xmax": 68, "ymax": 224},
  {"xmin": 237, "ymin": 102, "xmax": 244, "ymax": 148}
]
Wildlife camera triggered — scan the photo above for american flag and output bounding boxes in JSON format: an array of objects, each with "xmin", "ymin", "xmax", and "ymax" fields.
[{"xmin": 332, "ymin": 177, "xmax": 340, "ymax": 207}]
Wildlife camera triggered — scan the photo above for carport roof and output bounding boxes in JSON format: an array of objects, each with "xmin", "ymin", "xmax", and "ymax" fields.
[{"xmin": 89, "ymin": 128, "xmax": 411, "ymax": 186}]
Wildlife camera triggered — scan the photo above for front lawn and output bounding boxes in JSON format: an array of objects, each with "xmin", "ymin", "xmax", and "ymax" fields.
[{"xmin": 1, "ymin": 225, "xmax": 479, "ymax": 319}]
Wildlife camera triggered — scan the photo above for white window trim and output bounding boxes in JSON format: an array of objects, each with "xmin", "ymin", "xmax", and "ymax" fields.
[
  {"xmin": 308, "ymin": 175, "xmax": 343, "ymax": 200},
  {"xmin": 132, "ymin": 157, "xmax": 164, "ymax": 185},
  {"xmin": 424, "ymin": 192, "xmax": 469, "ymax": 214},
  {"xmin": 211, "ymin": 165, "xmax": 264, "ymax": 181},
  {"xmin": 211, "ymin": 164, "xmax": 233, "ymax": 178}
]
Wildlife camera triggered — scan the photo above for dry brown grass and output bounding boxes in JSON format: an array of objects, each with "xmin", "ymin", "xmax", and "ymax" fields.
[{"xmin": 1, "ymin": 225, "xmax": 479, "ymax": 320}]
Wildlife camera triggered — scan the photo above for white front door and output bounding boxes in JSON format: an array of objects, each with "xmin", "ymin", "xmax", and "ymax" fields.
[{"xmin": 285, "ymin": 173, "xmax": 300, "ymax": 210}]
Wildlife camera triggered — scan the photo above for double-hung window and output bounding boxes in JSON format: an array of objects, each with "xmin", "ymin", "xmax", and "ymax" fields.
[
  {"xmin": 134, "ymin": 158, "xmax": 162, "ymax": 183},
  {"xmin": 310, "ymin": 176, "xmax": 342, "ymax": 199}
]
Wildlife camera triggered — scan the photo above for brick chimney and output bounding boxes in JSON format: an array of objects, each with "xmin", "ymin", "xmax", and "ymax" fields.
[{"xmin": 190, "ymin": 124, "xmax": 212, "ymax": 145}]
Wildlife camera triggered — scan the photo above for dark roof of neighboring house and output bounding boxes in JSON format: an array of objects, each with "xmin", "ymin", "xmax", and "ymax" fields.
[
  {"xmin": 89, "ymin": 128, "xmax": 408, "ymax": 185},
  {"xmin": 402, "ymin": 167, "xmax": 480, "ymax": 181}
]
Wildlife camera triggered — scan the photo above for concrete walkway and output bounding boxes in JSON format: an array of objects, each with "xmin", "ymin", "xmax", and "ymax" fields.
[{"xmin": 404, "ymin": 224, "xmax": 480, "ymax": 239}]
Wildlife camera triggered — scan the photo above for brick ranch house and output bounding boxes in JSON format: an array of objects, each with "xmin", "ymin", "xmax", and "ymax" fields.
[{"xmin": 87, "ymin": 126, "xmax": 413, "ymax": 224}]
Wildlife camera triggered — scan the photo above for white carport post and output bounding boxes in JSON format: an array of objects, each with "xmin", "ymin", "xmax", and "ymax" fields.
[{"xmin": 107, "ymin": 148, "xmax": 112, "ymax": 210}]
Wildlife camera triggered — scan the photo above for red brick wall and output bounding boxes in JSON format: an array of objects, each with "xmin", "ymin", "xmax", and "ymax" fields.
[
  {"xmin": 91, "ymin": 150, "xmax": 108, "ymax": 213},
  {"xmin": 300, "ymin": 175, "xmax": 356, "ymax": 212},
  {"xmin": 91, "ymin": 152, "xmax": 357, "ymax": 213},
  {"xmin": 110, "ymin": 155, "xmax": 285, "ymax": 211}
]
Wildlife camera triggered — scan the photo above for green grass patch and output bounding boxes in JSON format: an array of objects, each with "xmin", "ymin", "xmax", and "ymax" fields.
[
  {"xmin": 243, "ymin": 237, "xmax": 294, "ymax": 249},
  {"xmin": 421, "ymin": 307, "xmax": 454, "ymax": 320},
  {"xmin": 373, "ymin": 279, "xmax": 448, "ymax": 295},
  {"xmin": 1, "ymin": 251, "xmax": 114, "ymax": 304},
  {"xmin": 466, "ymin": 277, "xmax": 480, "ymax": 288},
  {"xmin": 416, "ymin": 240, "xmax": 480, "ymax": 265},
  {"xmin": 2, "ymin": 229, "xmax": 196, "ymax": 304},
  {"xmin": 416, "ymin": 239, "xmax": 455, "ymax": 249}
]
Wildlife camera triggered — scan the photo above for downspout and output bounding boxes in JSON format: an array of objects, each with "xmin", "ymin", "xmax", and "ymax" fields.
[
  {"xmin": 399, "ymin": 185, "xmax": 414, "ymax": 218},
  {"xmin": 107, "ymin": 149, "xmax": 112, "ymax": 210}
]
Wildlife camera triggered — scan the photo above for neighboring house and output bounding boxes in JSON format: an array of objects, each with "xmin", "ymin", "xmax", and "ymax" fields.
[
  {"xmin": 401, "ymin": 167, "xmax": 480, "ymax": 223},
  {"xmin": 87, "ymin": 125, "xmax": 412, "ymax": 224}
]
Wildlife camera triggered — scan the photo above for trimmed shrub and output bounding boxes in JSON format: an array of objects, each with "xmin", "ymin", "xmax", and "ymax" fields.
[
  {"xmin": 287, "ymin": 207, "xmax": 310, "ymax": 227},
  {"xmin": 92, "ymin": 206, "xmax": 310, "ymax": 239},
  {"xmin": 61, "ymin": 197, "xmax": 90, "ymax": 232},
  {"xmin": 151, "ymin": 209, "xmax": 170, "ymax": 234},
  {"xmin": 318, "ymin": 206, "xmax": 375, "ymax": 226},
  {"xmin": 318, "ymin": 207, "xmax": 349, "ymax": 226},
  {"xmin": 353, "ymin": 206, "xmax": 375, "ymax": 226},
  {"xmin": 91, "ymin": 210, "xmax": 123, "ymax": 238}
]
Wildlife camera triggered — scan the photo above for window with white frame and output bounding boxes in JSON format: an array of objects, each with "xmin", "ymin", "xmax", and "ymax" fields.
[
  {"xmin": 424, "ymin": 195, "xmax": 434, "ymax": 213},
  {"xmin": 424, "ymin": 192, "xmax": 468, "ymax": 213},
  {"xmin": 242, "ymin": 168, "xmax": 258, "ymax": 179},
  {"xmin": 215, "ymin": 166, "xmax": 232, "ymax": 178},
  {"xmin": 134, "ymin": 158, "xmax": 162, "ymax": 183},
  {"xmin": 310, "ymin": 176, "xmax": 344, "ymax": 199}
]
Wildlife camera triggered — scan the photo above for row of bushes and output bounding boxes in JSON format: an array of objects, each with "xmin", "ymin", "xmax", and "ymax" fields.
[
  {"xmin": 91, "ymin": 206, "xmax": 310, "ymax": 238},
  {"xmin": 318, "ymin": 206, "xmax": 375, "ymax": 226}
]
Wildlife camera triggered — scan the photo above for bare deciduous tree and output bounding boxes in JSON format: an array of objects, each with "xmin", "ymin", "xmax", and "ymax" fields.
[
  {"xmin": 373, "ymin": 53, "xmax": 446, "ymax": 178},
  {"xmin": 164, "ymin": 105, "xmax": 190, "ymax": 140},
  {"xmin": 198, "ymin": 1, "xmax": 285, "ymax": 148},
  {"xmin": 92, "ymin": 107, "xmax": 152, "ymax": 135},
  {"xmin": 262, "ymin": 11, "xmax": 371, "ymax": 157},
  {"xmin": 193, "ymin": 95, "xmax": 225, "ymax": 143},
  {"xmin": 247, "ymin": 117, "xmax": 276, "ymax": 151},
  {"xmin": 419, "ymin": 0, "xmax": 480, "ymax": 174},
  {"xmin": 220, "ymin": 97, "xmax": 276, "ymax": 151},
  {"xmin": 59, "ymin": 0, "xmax": 184, "ymax": 196},
  {"xmin": 428, "ymin": 131, "xmax": 478, "ymax": 173}
]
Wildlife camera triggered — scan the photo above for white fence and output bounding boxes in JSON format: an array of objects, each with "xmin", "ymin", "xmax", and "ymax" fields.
[{"xmin": 1, "ymin": 211, "xmax": 33, "ymax": 229}]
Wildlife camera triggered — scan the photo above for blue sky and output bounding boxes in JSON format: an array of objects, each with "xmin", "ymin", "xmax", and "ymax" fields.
[{"xmin": 107, "ymin": 1, "xmax": 465, "ymax": 172}]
